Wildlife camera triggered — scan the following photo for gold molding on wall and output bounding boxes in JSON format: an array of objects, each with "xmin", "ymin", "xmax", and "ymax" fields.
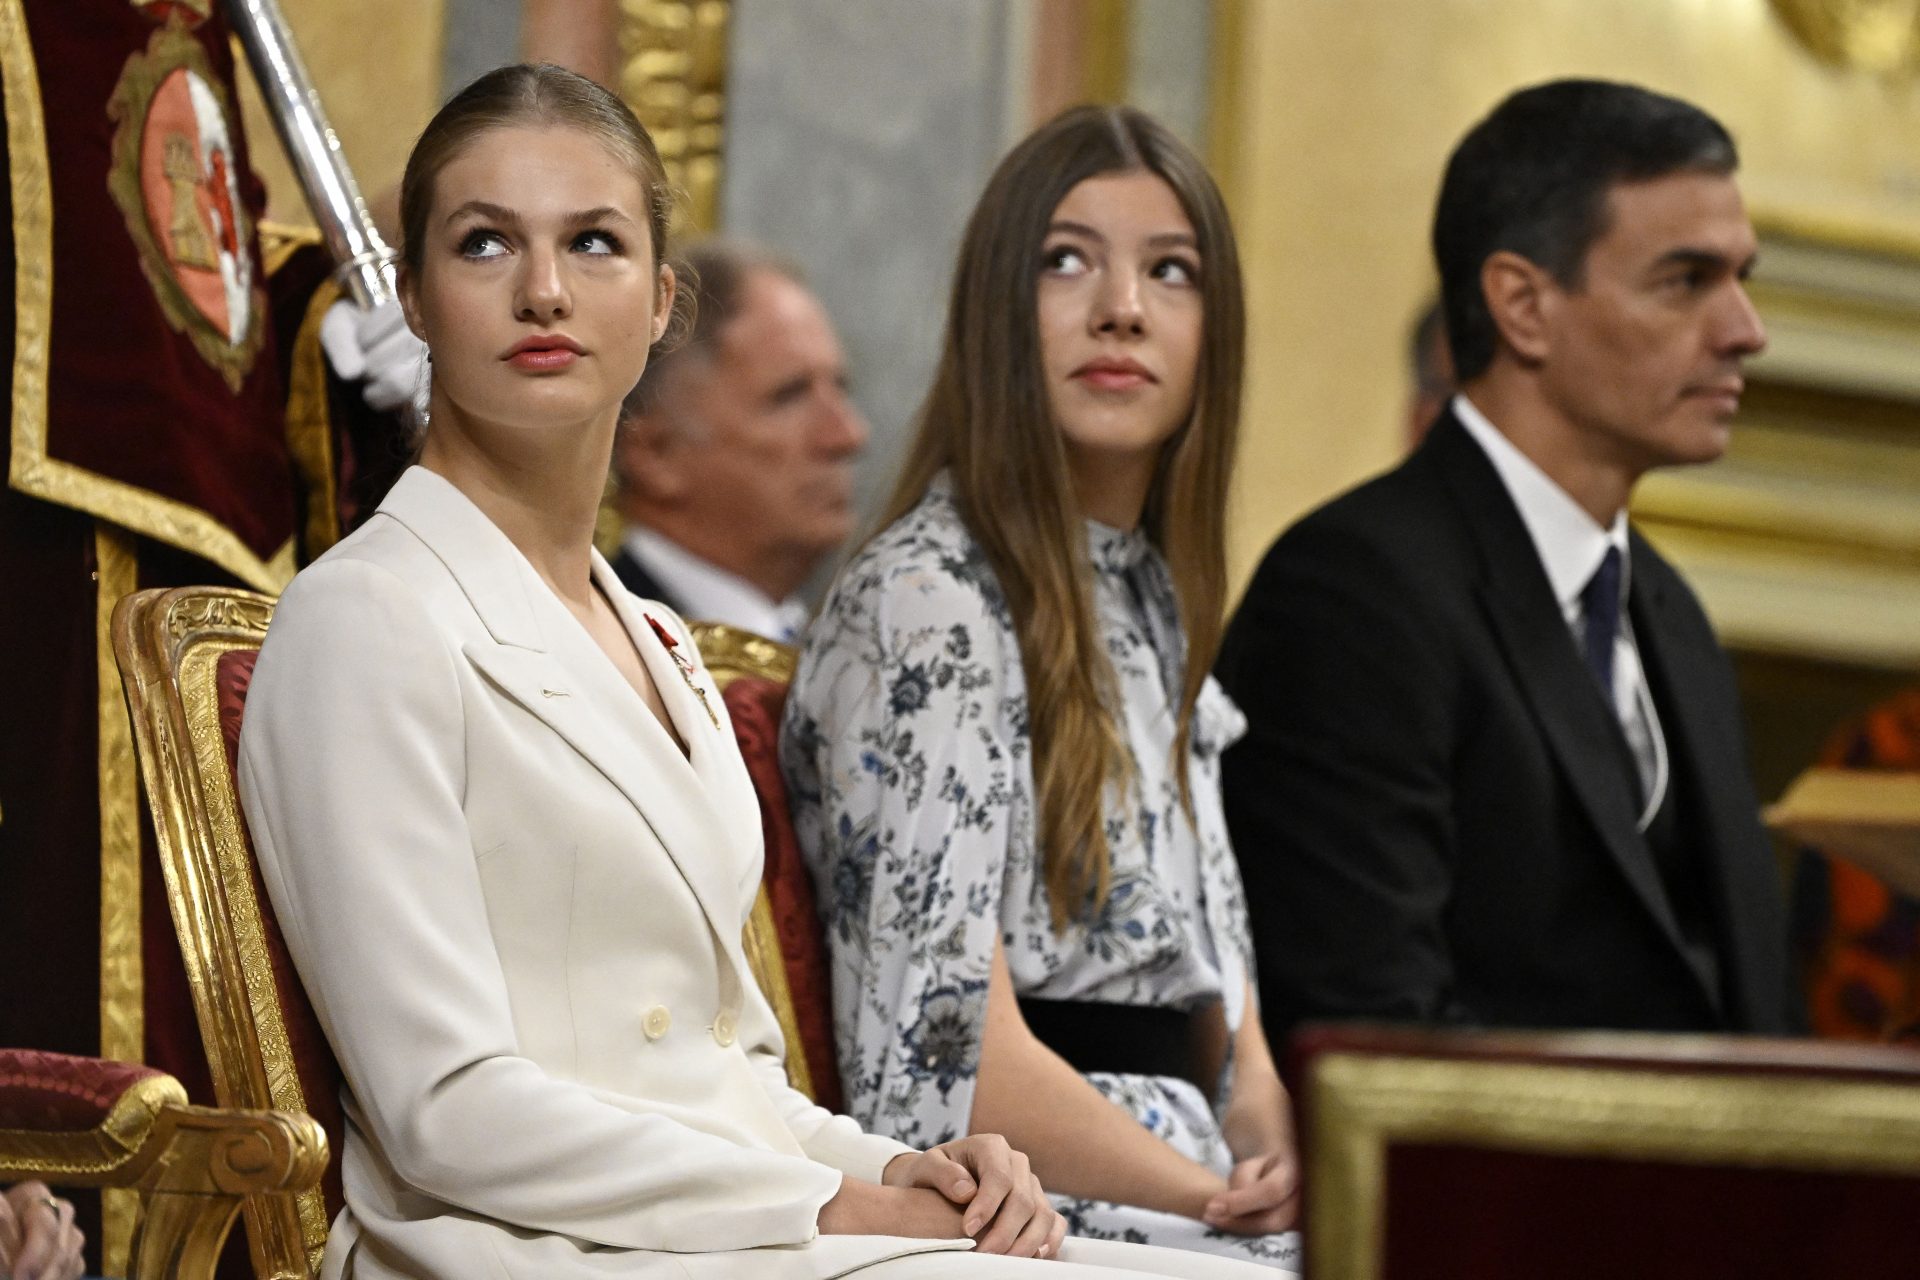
[
  {"xmin": 1206, "ymin": 0, "xmax": 1246, "ymax": 210},
  {"xmin": 1745, "ymin": 214, "xmax": 1920, "ymax": 402},
  {"xmin": 617, "ymin": 0, "xmax": 731, "ymax": 234},
  {"xmin": 1633, "ymin": 223, "xmax": 1920, "ymax": 670},
  {"xmin": 1766, "ymin": 0, "xmax": 1920, "ymax": 74},
  {"xmin": 1754, "ymin": 205, "xmax": 1920, "ymax": 262},
  {"xmin": 1081, "ymin": 0, "xmax": 1133, "ymax": 105}
]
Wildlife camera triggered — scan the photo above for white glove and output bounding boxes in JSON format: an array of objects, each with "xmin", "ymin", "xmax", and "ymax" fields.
[{"xmin": 320, "ymin": 296, "xmax": 428, "ymax": 414}]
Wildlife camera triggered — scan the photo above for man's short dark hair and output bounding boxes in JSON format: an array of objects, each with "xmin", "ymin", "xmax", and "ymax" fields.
[
  {"xmin": 1432, "ymin": 79, "xmax": 1738, "ymax": 382},
  {"xmin": 1408, "ymin": 296, "xmax": 1450, "ymax": 399},
  {"xmin": 623, "ymin": 238, "xmax": 804, "ymax": 418}
]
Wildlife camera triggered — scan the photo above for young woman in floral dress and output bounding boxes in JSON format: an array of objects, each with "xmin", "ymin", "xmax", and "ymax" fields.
[{"xmin": 784, "ymin": 106, "xmax": 1300, "ymax": 1271}]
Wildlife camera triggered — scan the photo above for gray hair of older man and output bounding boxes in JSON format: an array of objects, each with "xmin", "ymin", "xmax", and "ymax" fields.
[{"xmin": 621, "ymin": 238, "xmax": 806, "ymax": 424}]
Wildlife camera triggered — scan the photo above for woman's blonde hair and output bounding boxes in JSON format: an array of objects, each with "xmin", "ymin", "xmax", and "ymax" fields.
[{"xmin": 877, "ymin": 105, "xmax": 1245, "ymax": 931}]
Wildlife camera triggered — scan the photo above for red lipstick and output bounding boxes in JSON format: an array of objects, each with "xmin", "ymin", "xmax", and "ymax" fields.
[{"xmin": 504, "ymin": 333, "xmax": 586, "ymax": 372}]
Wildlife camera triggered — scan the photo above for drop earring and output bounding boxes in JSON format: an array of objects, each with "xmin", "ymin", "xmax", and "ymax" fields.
[{"xmin": 409, "ymin": 349, "xmax": 432, "ymax": 436}]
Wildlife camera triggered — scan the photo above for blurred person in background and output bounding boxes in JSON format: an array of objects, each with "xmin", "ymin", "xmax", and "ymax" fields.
[{"xmin": 610, "ymin": 240, "xmax": 868, "ymax": 641}]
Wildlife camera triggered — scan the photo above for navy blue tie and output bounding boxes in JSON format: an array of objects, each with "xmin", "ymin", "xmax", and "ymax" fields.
[{"xmin": 1581, "ymin": 546, "xmax": 1622, "ymax": 703}]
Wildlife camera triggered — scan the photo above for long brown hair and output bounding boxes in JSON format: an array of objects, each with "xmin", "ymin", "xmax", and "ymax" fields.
[{"xmin": 878, "ymin": 105, "xmax": 1245, "ymax": 931}]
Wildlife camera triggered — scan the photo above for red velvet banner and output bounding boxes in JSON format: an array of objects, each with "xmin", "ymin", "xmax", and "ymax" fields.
[{"xmin": 8, "ymin": 0, "xmax": 296, "ymax": 586}]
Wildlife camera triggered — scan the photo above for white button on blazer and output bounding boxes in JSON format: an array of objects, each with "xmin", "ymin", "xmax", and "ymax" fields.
[{"xmin": 237, "ymin": 468, "xmax": 969, "ymax": 1280}]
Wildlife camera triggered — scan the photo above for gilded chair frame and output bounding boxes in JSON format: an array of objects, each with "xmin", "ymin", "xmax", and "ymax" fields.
[
  {"xmin": 1306, "ymin": 1032, "xmax": 1920, "ymax": 1280},
  {"xmin": 109, "ymin": 594, "xmax": 820, "ymax": 1280},
  {"xmin": 0, "ymin": 1064, "xmax": 325, "ymax": 1280},
  {"xmin": 113, "ymin": 585, "xmax": 329, "ymax": 1279},
  {"xmin": 688, "ymin": 621, "xmax": 816, "ymax": 1101}
]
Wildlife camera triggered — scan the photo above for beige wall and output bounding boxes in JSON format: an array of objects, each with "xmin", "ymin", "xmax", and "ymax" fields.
[
  {"xmin": 236, "ymin": 0, "xmax": 448, "ymax": 231},
  {"xmin": 1217, "ymin": 0, "xmax": 1920, "ymax": 597}
]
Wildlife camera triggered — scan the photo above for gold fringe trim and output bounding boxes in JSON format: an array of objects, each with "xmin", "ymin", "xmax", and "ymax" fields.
[
  {"xmin": 94, "ymin": 523, "xmax": 142, "ymax": 1276},
  {"xmin": 258, "ymin": 219, "xmax": 324, "ymax": 277},
  {"xmin": 286, "ymin": 278, "xmax": 343, "ymax": 558},
  {"xmin": 0, "ymin": 1074, "xmax": 186, "ymax": 1177}
]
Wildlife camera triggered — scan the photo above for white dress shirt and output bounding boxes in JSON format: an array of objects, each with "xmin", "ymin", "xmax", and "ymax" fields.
[
  {"xmin": 621, "ymin": 527, "xmax": 810, "ymax": 642},
  {"xmin": 1453, "ymin": 394, "xmax": 1668, "ymax": 828}
]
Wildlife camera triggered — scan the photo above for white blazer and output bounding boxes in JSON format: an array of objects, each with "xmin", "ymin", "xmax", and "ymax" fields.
[{"xmin": 237, "ymin": 467, "xmax": 971, "ymax": 1280}]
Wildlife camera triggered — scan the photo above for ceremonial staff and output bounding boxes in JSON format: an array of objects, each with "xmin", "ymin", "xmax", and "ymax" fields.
[{"xmin": 225, "ymin": 0, "xmax": 397, "ymax": 307}]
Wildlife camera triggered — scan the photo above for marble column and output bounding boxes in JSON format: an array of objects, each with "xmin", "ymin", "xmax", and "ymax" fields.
[
  {"xmin": 721, "ymin": 0, "xmax": 1034, "ymax": 545},
  {"xmin": 442, "ymin": 0, "xmax": 523, "ymax": 99}
]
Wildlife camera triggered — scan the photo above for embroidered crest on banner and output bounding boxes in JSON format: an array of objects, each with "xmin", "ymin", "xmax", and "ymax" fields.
[
  {"xmin": 128, "ymin": 0, "xmax": 214, "ymax": 28},
  {"xmin": 106, "ymin": 23, "xmax": 264, "ymax": 392}
]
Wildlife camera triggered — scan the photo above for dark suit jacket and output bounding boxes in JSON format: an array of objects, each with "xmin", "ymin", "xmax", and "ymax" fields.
[
  {"xmin": 1218, "ymin": 412, "xmax": 1801, "ymax": 1042},
  {"xmin": 608, "ymin": 545, "xmax": 685, "ymax": 616}
]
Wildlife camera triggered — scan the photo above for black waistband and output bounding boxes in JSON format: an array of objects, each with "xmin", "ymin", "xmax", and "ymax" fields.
[{"xmin": 1017, "ymin": 996, "xmax": 1224, "ymax": 1096}]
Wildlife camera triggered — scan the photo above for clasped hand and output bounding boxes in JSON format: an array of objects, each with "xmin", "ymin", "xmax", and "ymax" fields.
[
  {"xmin": 1201, "ymin": 1149, "xmax": 1300, "ymax": 1236},
  {"xmin": 0, "ymin": 1181, "xmax": 85, "ymax": 1280},
  {"xmin": 819, "ymin": 1134, "xmax": 1066, "ymax": 1259}
]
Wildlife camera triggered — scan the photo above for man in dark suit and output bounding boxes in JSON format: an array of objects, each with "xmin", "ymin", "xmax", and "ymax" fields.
[
  {"xmin": 610, "ymin": 239, "xmax": 868, "ymax": 640},
  {"xmin": 1218, "ymin": 79, "xmax": 1802, "ymax": 1042}
]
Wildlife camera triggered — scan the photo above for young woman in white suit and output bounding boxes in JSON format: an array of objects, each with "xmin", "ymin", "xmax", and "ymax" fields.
[{"xmin": 236, "ymin": 65, "xmax": 1274, "ymax": 1280}]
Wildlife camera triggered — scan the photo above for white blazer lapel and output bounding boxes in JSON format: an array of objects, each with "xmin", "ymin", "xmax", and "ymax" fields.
[
  {"xmin": 377, "ymin": 467, "xmax": 751, "ymax": 950},
  {"xmin": 460, "ymin": 639, "xmax": 749, "ymax": 944},
  {"xmin": 595, "ymin": 555, "xmax": 765, "ymax": 886}
]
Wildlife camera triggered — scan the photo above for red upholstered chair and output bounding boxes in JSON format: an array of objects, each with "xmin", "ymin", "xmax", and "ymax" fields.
[
  {"xmin": 102, "ymin": 594, "xmax": 838, "ymax": 1280},
  {"xmin": 111, "ymin": 586, "xmax": 340, "ymax": 1279},
  {"xmin": 0, "ymin": 1047, "xmax": 322, "ymax": 1278},
  {"xmin": 692, "ymin": 623, "xmax": 844, "ymax": 1112},
  {"xmin": 1293, "ymin": 1023, "xmax": 1920, "ymax": 1280}
]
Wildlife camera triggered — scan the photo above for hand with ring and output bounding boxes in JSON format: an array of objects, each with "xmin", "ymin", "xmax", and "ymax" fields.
[
  {"xmin": 884, "ymin": 1134, "xmax": 1066, "ymax": 1259},
  {"xmin": 0, "ymin": 1181, "xmax": 85, "ymax": 1280}
]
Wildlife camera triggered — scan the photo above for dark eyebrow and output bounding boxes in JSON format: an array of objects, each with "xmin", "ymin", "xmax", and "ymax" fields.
[
  {"xmin": 443, "ymin": 201, "xmax": 640, "ymax": 229},
  {"xmin": 766, "ymin": 372, "xmax": 812, "ymax": 403},
  {"xmin": 1046, "ymin": 220, "xmax": 1199, "ymax": 252},
  {"xmin": 445, "ymin": 200, "xmax": 520, "ymax": 227},
  {"xmin": 566, "ymin": 205, "xmax": 641, "ymax": 229},
  {"xmin": 1654, "ymin": 246, "xmax": 1757, "ymax": 276},
  {"xmin": 1048, "ymin": 219, "xmax": 1106, "ymax": 244}
]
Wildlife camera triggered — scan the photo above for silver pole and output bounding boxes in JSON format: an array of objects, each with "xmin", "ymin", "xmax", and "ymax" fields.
[{"xmin": 226, "ymin": 0, "xmax": 397, "ymax": 308}]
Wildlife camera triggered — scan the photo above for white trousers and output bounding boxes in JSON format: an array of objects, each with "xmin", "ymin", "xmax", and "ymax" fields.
[{"xmin": 855, "ymin": 1237, "xmax": 1295, "ymax": 1279}]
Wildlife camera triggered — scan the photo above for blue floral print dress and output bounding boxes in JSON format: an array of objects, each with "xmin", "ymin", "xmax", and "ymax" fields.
[{"xmin": 781, "ymin": 477, "xmax": 1300, "ymax": 1269}]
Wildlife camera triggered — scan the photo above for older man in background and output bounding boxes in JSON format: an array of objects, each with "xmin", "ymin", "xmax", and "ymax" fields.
[{"xmin": 611, "ymin": 240, "xmax": 869, "ymax": 640}]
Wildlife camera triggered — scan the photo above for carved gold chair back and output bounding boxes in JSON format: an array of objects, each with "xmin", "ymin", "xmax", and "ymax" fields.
[
  {"xmin": 688, "ymin": 621, "xmax": 818, "ymax": 1101},
  {"xmin": 109, "ymin": 594, "xmax": 826, "ymax": 1280},
  {"xmin": 692, "ymin": 620, "xmax": 799, "ymax": 688},
  {"xmin": 113, "ymin": 585, "xmax": 332, "ymax": 1279}
]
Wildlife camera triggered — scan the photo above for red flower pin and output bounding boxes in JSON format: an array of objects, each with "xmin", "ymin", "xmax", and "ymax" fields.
[
  {"xmin": 645, "ymin": 614, "xmax": 719, "ymax": 728},
  {"xmin": 645, "ymin": 614, "xmax": 680, "ymax": 650}
]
